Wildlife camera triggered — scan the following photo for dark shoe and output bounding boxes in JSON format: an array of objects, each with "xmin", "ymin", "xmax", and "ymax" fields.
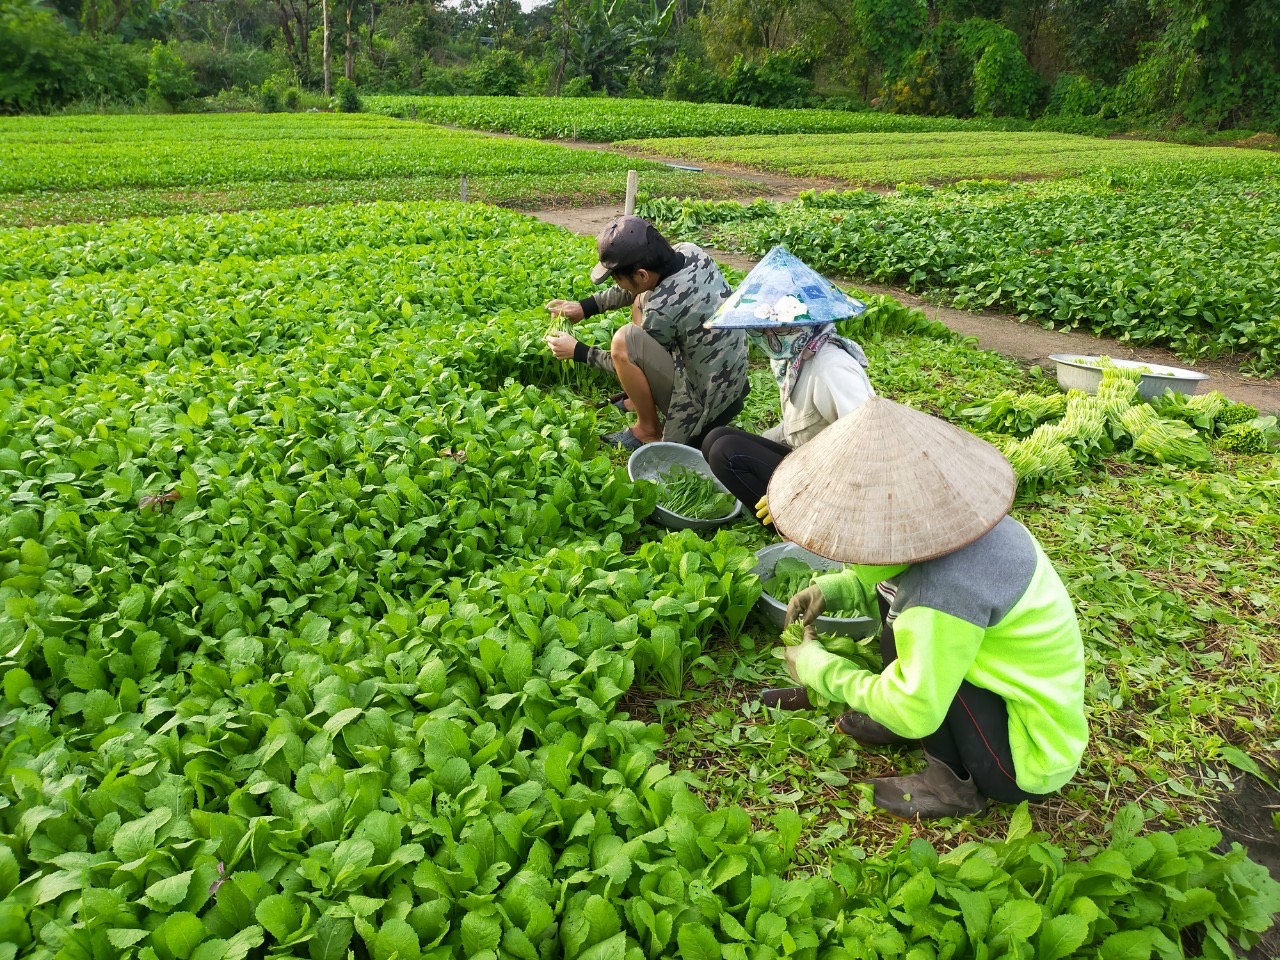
[
  {"xmin": 868, "ymin": 754, "xmax": 987, "ymax": 819},
  {"xmin": 602, "ymin": 428, "xmax": 645, "ymax": 451},
  {"xmin": 836, "ymin": 710, "xmax": 910, "ymax": 746},
  {"xmin": 760, "ymin": 686, "xmax": 811, "ymax": 710}
]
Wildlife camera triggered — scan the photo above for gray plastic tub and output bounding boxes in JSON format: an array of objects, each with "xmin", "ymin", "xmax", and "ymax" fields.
[
  {"xmin": 1049, "ymin": 354, "xmax": 1209, "ymax": 401},
  {"xmin": 628, "ymin": 442, "xmax": 742, "ymax": 531},
  {"xmin": 752, "ymin": 542, "xmax": 877, "ymax": 638}
]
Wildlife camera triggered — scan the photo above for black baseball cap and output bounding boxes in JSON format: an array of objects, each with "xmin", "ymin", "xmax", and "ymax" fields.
[{"xmin": 590, "ymin": 215, "xmax": 671, "ymax": 284}]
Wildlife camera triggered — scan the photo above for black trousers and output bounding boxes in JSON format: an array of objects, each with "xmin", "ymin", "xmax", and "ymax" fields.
[
  {"xmin": 688, "ymin": 394, "xmax": 749, "ymax": 450},
  {"xmin": 701, "ymin": 426, "xmax": 791, "ymax": 509},
  {"xmin": 876, "ymin": 594, "xmax": 1045, "ymax": 804}
]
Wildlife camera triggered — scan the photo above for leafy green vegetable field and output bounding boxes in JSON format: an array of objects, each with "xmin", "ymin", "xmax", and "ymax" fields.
[
  {"xmin": 366, "ymin": 95, "xmax": 1027, "ymax": 141},
  {"xmin": 639, "ymin": 168, "xmax": 1280, "ymax": 374},
  {"xmin": 2, "ymin": 114, "xmax": 1279, "ymax": 959},
  {"xmin": 618, "ymin": 131, "xmax": 1278, "ymax": 186},
  {"xmin": 0, "ymin": 115, "xmax": 756, "ymax": 228}
]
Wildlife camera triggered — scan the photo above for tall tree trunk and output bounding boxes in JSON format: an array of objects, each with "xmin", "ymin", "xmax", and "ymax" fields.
[
  {"xmin": 323, "ymin": 0, "xmax": 332, "ymax": 95},
  {"xmin": 274, "ymin": 1, "xmax": 298, "ymax": 63},
  {"xmin": 345, "ymin": 1, "xmax": 355, "ymax": 81},
  {"xmin": 553, "ymin": 0, "xmax": 571, "ymax": 95}
]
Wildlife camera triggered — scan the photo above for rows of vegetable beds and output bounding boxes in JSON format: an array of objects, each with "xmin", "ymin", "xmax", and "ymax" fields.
[
  {"xmin": 3, "ymin": 199, "xmax": 1278, "ymax": 960},
  {"xmin": 0, "ymin": 115, "xmax": 754, "ymax": 228},
  {"xmin": 637, "ymin": 167, "xmax": 1280, "ymax": 374},
  {"xmin": 616, "ymin": 131, "xmax": 1278, "ymax": 187},
  {"xmin": 364, "ymin": 96, "xmax": 1026, "ymax": 142}
]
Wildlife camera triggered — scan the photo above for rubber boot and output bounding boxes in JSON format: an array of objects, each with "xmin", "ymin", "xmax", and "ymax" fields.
[
  {"xmin": 835, "ymin": 710, "xmax": 910, "ymax": 746},
  {"xmin": 760, "ymin": 686, "xmax": 811, "ymax": 710},
  {"xmin": 869, "ymin": 754, "xmax": 987, "ymax": 819}
]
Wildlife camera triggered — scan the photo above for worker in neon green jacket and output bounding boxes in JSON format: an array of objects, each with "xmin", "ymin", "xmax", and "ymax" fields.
[{"xmin": 759, "ymin": 396, "xmax": 1087, "ymax": 819}]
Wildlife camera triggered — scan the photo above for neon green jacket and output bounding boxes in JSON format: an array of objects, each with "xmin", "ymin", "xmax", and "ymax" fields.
[{"xmin": 793, "ymin": 516, "xmax": 1087, "ymax": 795}]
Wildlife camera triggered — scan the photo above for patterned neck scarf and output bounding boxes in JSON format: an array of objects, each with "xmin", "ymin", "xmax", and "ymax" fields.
[{"xmin": 752, "ymin": 324, "xmax": 869, "ymax": 405}]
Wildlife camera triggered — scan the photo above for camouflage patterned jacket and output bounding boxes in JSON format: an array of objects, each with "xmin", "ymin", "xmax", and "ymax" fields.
[{"xmin": 583, "ymin": 243, "xmax": 749, "ymax": 444}]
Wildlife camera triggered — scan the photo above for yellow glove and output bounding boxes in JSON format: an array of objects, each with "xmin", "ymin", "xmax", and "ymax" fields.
[{"xmin": 755, "ymin": 495, "xmax": 774, "ymax": 526}]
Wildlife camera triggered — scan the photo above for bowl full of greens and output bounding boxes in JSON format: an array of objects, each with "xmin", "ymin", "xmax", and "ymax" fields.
[
  {"xmin": 628, "ymin": 442, "xmax": 742, "ymax": 530},
  {"xmin": 753, "ymin": 542, "xmax": 879, "ymax": 638},
  {"xmin": 1049, "ymin": 354, "xmax": 1209, "ymax": 401}
]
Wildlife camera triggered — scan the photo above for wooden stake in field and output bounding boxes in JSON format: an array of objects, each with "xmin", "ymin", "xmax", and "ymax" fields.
[
  {"xmin": 624, "ymin": 170, "xmax": 638, "ymax": 216},
  {"xmin": 461, "ymin": 174, "xmax": 468, "ymax": 203}
]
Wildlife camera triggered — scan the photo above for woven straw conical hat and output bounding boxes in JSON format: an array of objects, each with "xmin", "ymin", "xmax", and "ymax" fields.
[{"xmin": 767, "ymin": 397, "xmax": 1015, "ymax": 564}]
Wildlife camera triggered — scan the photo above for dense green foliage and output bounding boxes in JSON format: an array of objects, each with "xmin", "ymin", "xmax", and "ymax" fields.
[
  {"xmin": 3, "ymin": 104, "xmax": 1280, "ymax": 956},
  {"xmin": 0, "ymin": 114, "xmax": 655, "ymax": 194},
  {"xmin": 619, "ymin": 130, "xmax": 1274, "ymax": 182},
  {"xmin": 366, "ymin": 95, "xmax": 1024, "ymax": 140},
  {"xmin": 4, "ymin": 192, "xmax": 1279, "ymax": 960},
  {"xmin": 0, "ymin": 113, "xmax": 770, "ymax": 229}
]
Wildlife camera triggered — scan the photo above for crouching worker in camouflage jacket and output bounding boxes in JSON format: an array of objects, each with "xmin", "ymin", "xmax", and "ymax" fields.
[{"xmin": 545, "ymin": 216, "xmax": 750, "ymax": 451}]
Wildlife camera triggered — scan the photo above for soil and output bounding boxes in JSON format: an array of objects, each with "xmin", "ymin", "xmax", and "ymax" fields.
[
  {"xmin": 530, "ymin": 199, "xmax": 1280, "ymax": 414},
  {"xmin": 1214, "ymin": 772, "xmax": 1280, "ymax": 959}
]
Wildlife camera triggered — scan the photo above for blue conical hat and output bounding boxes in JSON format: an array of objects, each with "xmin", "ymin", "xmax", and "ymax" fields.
[{"xmin": 706, "ymin": 246, "xmax": 866, "ymax": 329}]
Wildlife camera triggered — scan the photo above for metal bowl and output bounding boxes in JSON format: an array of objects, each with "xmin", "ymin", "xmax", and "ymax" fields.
[
  {"xmin": 627, "ymin": 442, "xmax": 742, "ymax": 530},
  {"xmin": 1049, "ymin": 354, "xmax": 1209, "ymax": 401},
  {"xmin": 752, "ymin": 542, "xmax": 878, "ymax": 638}
]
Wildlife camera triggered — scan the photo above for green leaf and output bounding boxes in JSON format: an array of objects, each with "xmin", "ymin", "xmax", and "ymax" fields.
[
  {"xmin": 542, "ymin": 744, "xmax": 572, "ymax": 793},
  {"xmin": 1098, "ymin": 929, "xmax": 1155, "ymax": 960},
  {"xmin": 989, "ymin": 900, "xmax": 1041, "ymax": 945},
  {"xmin": 0, "ymin": 846, "xmax": 19, "ymax": 898},
  {"xmin": 310, "ymin": 915, "xmax": 354, "ymax": 960},
  {"xmin": 461, "ymin": 910, "xmax": 501, "ymax": 955},
  {"xmin": 330, "ymin": 837, "xmax": 376, "ymax": 890},
  {"xmin": 1109, "ymin": 804, "xmax": 1144, "ymax": 845},
  {"xmin": 503, "ymin": 642, "xmax": 533, "ymax": 691},
  {"xmin": 323, "ymin": 707, "xmax": 364, "ymax": 736},
  {"xmin": 301, "ymin": 617, "xmax": 331, "ymax": 646},
  {"xmin": 256, "ymin": 894, "xmax": 302, "ymax": 942},
  {"xmin": 583, "ymin": 894, "xmax": 620, "ymax": 943},
  {"xmin": 1219, "ymin": 745, "xmax": 1277, "ymax": 788},
  {"xmin": 949, "ymin": 888, "xmax": 991, "ymax": 941},
  {"xmin": 2, "ymin": 668, "xmax": 34, "ymax": 707},
  {"xmin": 144, "ymin": 870, "xmax": 194, "ymax": 910},
  {"xmin": 677, "ymin": 923, "xmax": 721, "ymax": 960},
  {"xmin": 31, "ymin": 870, "xmax": 78, "ymax": 906},
  {"xmin": 1006, "ymin": 802, "xmax": 1033, "ymax": 842},
  {"xmin": 579, "ymin": 932, "xmax": 627, "ymax": 960},
  {"xmin": 374, "ymin": 917, "xmax": 420, "ymax": 960},
  {"xmin": 132, "ymin": 632, "xmax": 164, "ymax": 674},
  {"xmin": 188, "ymin": 400, "xmax": 210, "ymax": 426},
  {"xmin": 1036, "ymin": 914, "xmax": 1089, "ymax": 960},
  {"xmin": 155, "ymin": 912, "xmax": 206, "ymax": 960},
  {"xmin": 107, "ymin": 929, "xmax": 149, "ymax": 949}
]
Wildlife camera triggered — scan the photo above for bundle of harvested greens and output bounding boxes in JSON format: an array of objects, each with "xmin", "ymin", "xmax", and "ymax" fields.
[{"xmin": 658, "ymin": 465, "xmax": 736, "ymax": 520}]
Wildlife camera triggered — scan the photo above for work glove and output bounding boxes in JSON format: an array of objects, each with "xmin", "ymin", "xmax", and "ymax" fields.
[
  {"xmin": 755, "ymin": 495, "xmax": 774, "ymax": 526},
  {"xmin": 782, "ymin": 625, "xmax": 821, "ymax": 684},
  {"xmin": 785, "ymin": 584, "xmax": 825, "ymax": 627}
]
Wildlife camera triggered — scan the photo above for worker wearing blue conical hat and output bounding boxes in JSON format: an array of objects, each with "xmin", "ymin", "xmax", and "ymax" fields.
[{"xmin": 701, "ymin": 246, "xmax": 876, "ymax": 518}]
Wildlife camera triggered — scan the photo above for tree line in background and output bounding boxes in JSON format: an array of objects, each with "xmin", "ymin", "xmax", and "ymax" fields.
[{"xmin": 1, "ymin": 0, "xmax": 1277, "ymax": 132}]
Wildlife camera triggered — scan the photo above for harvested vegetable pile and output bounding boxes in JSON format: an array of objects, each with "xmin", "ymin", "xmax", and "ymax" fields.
[{"xmin": 657, "ymin": 465, "xmax": 737, "ymax": 519}]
